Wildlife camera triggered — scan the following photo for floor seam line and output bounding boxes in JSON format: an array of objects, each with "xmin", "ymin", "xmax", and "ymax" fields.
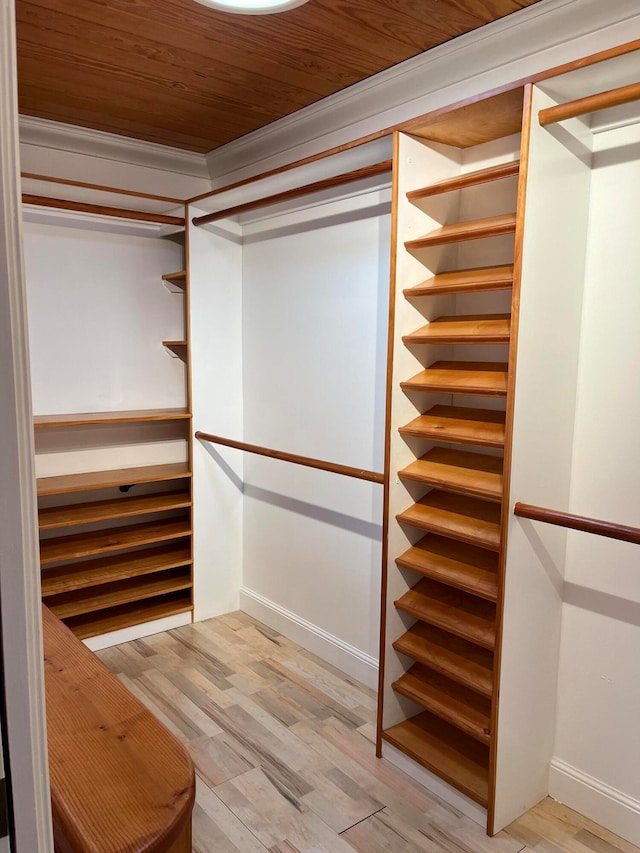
[{"xmin": 338, "ymin": 805, "xmax": 386, "ymax": 835}]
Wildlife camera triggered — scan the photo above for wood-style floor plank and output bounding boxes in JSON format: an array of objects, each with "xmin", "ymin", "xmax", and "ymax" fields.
[
  {"xmin": 193, "ymin": 776, "xmax": 268, "ymax": 853},
  {"xmin": 97, "ymin": 612, "xmax": 638, "ymax": 853}
]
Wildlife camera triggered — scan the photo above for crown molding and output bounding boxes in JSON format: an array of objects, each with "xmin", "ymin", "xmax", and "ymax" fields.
[
  {"xmin": 19, "ymin": 115, "xmax": 210, "ymax": 179},
  {"xmin": 205, "ymin": 0, "xmax": 640, "ymax": 185}
]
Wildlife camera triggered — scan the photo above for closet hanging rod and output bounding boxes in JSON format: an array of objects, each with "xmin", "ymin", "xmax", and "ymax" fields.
[
  {"xmin": 514, "ymin": 502, "xmax": 640, "ymax": 545},
  {"xmin": 22, "ymin": 194, "xmax": 185, "ymax": 226},
  {"xmin": 191, "ymin": 160, "xmax": 392, "ymax": 227},
  {"xmin": 538, "ymin": 80, "xmax": 640, "ymax": 126},
  {"xmin": 195, "ymin": 431, "xmax": 384, "ymax": 484},
  {"xmin": 21, "ymin": 172, "xmax": 184, "ymax": 204}
]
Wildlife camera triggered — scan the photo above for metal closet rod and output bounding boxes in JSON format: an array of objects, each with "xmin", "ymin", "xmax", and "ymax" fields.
[
  {"xmin": 195, "ymin": 431, "xmax": 384, "ymax": 484},
  {"xmin": 191, "ymin": 160, "xmax": 393, "ymax": 227},
  {"xmin": 514, "ymin": 502, "xmax": 640, "ymax": 545}
]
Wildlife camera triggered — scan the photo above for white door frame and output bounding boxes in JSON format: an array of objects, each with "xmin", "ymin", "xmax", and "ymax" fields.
[{"xmin": 0, "ymin": 1, "xmax": 53, "ymax": 849}]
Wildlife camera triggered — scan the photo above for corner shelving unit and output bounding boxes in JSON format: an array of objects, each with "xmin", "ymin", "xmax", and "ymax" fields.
[
  {"xmin": 36, "ymin": 414, "xmax": 193, "ymax": 640},
  {"xmin": 34, "ymin": 252, "xmax": 193, "ymax": 642},
  {"xmin": 379, "ymin": 86, "xmax": 528, "ymax": 825}
]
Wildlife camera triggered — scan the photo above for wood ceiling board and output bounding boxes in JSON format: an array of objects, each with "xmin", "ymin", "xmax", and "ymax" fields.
[{"xmin": 16, "ymin": 0, "xmax": 544, "ymax": 152}]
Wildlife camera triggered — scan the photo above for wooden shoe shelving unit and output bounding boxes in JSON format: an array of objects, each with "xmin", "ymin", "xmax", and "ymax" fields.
[{"xmin": 379, "ymin": 86, "xmax": 529, "ymax": 819}]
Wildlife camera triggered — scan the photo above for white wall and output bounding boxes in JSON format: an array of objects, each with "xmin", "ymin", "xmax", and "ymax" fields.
[
  {"xmin": 22, "ymin": 220, "xmax": 188, "ymax": 478},
  {"xmin": 550, "ymin": 119, "xmax": 640, "ymax": 845},
  {"xmin": 24, "ymin": 223, "xmax": 185, "ymax": 416},
  {"xmin": 238, "ymin": 187, "xmax": 390, "ymax": 687},
  {"xmin": 189, "ymin": 209, "xmax": 244, "ymax": 621},
  {"xmin": 494, "ymin": 89, "xmax": 593, "ymax": 832}
]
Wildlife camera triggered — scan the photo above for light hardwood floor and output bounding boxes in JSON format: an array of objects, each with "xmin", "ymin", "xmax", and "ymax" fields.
[{"xmin": 98, "ymin": 612, "xmax": 638, "ymax": 853}]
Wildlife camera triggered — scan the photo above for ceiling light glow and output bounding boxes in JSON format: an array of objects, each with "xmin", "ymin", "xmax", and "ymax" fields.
[{"xmin": 194, "ymin": 0, "xmax": 310, "ymax": 14}]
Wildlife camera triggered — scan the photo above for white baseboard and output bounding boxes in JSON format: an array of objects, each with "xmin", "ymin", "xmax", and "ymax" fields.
[
  {"xmin": 84, "ymin": 611, "xmax": 192, "ymax": 651},
  {"xmin": 382, "ymin": 742, "xmax": 487, "ymax": 828},
  {"xmin": 550, "ymin": 758, "xmax": 640, "ymax": 847},
  {"xmin": 239, "ymin": 586, "xmax": 378, "ymax": 689}
]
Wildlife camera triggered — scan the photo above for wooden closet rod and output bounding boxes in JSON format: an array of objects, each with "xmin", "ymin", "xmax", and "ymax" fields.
[
  {"xmin": 191, "ymin": 160, "xmax": 392, "ymax": 226},
  {"xmin": 514, "ymin": 502, "xmax": 640, "ymax": 545},
  {"xmin": 22, "ymin": 194, "xmax": 185, "ymax": 226},
  {"xmin": 195, "ymin": 431, "xmax": 384, "ymax": 484},
  {"xmin": 538, "ymin": 80, "xmax": 640, "ymax": 126},
  {"xmin": 21, "ymin": 172, "xmax": 184, "ymax": 204}
]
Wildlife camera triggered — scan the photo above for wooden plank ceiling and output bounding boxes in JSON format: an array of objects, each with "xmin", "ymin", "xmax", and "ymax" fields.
[{"xmin": 16, "ymin": 0, "xmax": 543, "ymax": 153}]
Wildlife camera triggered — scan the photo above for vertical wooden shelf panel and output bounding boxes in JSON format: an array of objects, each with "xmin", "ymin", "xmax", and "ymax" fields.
[{"xmin": 380, "ymin": 88, "xmax": 525, "ymax": 828}]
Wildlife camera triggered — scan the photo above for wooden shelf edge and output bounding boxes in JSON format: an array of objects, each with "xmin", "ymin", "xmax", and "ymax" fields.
[
  {"xmin": 163, "ymin": 341, "xmax": 189, "ymax": 360},
  {"xmin": 407, "ymin": 161, "xmax": 519, "ymax": 200},
  {"xmin": 404, "ymin": 266, "xmax": 514, "ymax": 299},
  {"xmin": 34, "ymin": 408, "xmax": 191, "ymax": 428},
  {"xmin": 405, "ymin": 213, "xmax": 517, "ymax": 250},
  {"xmin": 46, "ymin": 573, "xmax": 193, "ymax": 620},
  {"xmin": 38, "ymin": 491, "xmax": 192, "ymax": 530},
  {"xmin": 395, "ymin": 554, "xmax": 498, "ymax": 602},
  {"xmin": 37, "ymin": 462, "xmax": 192, "ymax": 497},
  {"xmin": 382, "ymin": 717, "xmax": 489, "ymax": 807},
  {"xmin": 64, "ymin": 593, "xmax": 193, "ymax": 640},
  {"xmin": 41, "ymin": 547, "xmax": 192, "ymax": 597},
  {"xmin": 39, "ymin": 519, "xmax": 192, "ymax": 566}
]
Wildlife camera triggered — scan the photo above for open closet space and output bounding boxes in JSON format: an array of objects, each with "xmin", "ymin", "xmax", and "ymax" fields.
[
  {"xmin": 188, "ymin": 142, "xmax": 393, "ymax": 682},
  {"xmin": 6, "ymin": 2, "xmax": 640, "ymax": 849},
  {"xmin": 22, "ymin": 184, "xmax": 195, "ymax": 645}
]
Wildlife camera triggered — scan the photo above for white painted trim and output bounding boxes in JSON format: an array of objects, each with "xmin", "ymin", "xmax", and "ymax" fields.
[
  {"xmin": 84, "ymin": 612, "xmax": 193, "ymax": 652},
  {"xmin": 19, "ymin": 115, "xmax": 210, "ymax": 179},
  {"xmin": 0, "ymin": 1, "xmax": 53, "ymax": 848},
  {"xmin": 206, "ymin": 0, "xmax": 640, "ymax": 184},
  {"xmin": 239, "ymin": 586, "xmax": 378, "ymax": 689},
  {"xmin": 550, "ymin": 758, "xmax": 640, "ymax": 847},
  {"xmin": 381, "ymin": 742, "xmax": 487, "ymax": 828}
]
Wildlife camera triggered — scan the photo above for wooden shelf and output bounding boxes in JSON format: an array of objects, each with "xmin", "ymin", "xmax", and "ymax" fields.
[
  {"xmin": 396, "ymin": 534, "xmax": 498, "ymax": 601},
  {"xmin": 33, "ymin": 408, "xmax": 191, "ymax": 428},
  {"xmin": 37, "ymin": 462, "xmax": 191, "ymax": 497},
  {"xmin": 405, "ymin": 213, "xmax": 516, "ymax": 251},
  {"xmin": 163, "ymin": 341, "xmax": 188, "ymax": 360},
  {"xmin": 401, "ymin": 361, "xmax": 508, "ymax": 397},
  {"xmin": 403, "ymin": 314, "xmax": 511, "ymax": 345},
  {"xmin": 392, "ymin": 664, "xmax": 491, "ymax": 744},
  {"xmin": 398, "ymin": 448, "xmax": 503, "ymax": 502},
  {"xmin": 407, "ymin": 161, "xmax": 519, "ymax": 201},
  {"xmin": 408, "ymin": 87, "xmax": 524, "ymax": 150},
  {"xmin": 161, "ymin": 270, "xmax": 187, "ymax": 292},
  {"xmin": 45, "ymin": 568, "xmax": 192, "ymax": 619},
  {"xmin": 404, "ymin": 265, "xmax": 514, "ymax": 298},
  {"xmin": 397, "ymin": 490, "xmax": 501, "ymax": 551},
  {"xmin": 63, "ymin": 591, "xmax": 193, "ymax": 640},
  {"xmin": 399, "ymin": 405, "xmax": 506, "ymax": 449},
  {"xmin": 383, "ymin": 711, "xmax": 489, "ymax": 806},
  {"xmin": 40, "ymin": 517, "xmax": 191, "ymax": 565},
  {"xmin": 393, "ymin": 623, "xmax": 493, "ymax": 698},
  {"xmin": 395, "ymin": 577, "xmax": 496, "ymax": 650},
  {"xmin": 41, "ymin": 544, "xmax": 191, "ymax": 597},
  {"xmin": 39, "ymin": 491, "xmax": 191, "ymax": 530}
]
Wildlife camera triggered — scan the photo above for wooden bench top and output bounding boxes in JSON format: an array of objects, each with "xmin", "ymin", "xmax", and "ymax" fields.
[{"xmin": 42, "ymin": 605, "xmax": 195, "ymax": 853}]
